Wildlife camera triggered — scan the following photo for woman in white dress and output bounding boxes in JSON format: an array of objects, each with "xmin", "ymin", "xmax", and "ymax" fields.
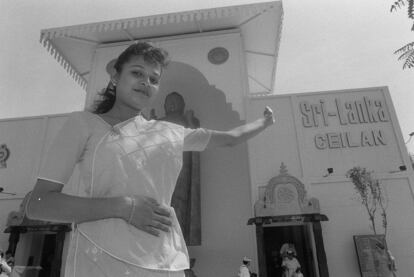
[{"xmin": 26, "ymin": 42, "xmax": 275, "ymax": 277}]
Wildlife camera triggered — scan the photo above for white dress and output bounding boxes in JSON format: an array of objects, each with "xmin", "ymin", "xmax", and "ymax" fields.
[
  {"xmin": 38, "ymin": 111, "xmax": 211, "ymax": 277},
  {"xmin": 282, "ymin": 257, "xmax": 300, "ymax": 277},
  {"xmin": 238, "ymin": 264, "xmax": 250, "ymax": 277}
]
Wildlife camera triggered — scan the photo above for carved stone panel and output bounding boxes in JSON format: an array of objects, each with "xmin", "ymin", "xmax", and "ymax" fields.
[{"xmin": 254, "ymin": 163, "xmax": 320, "ymax": 217}]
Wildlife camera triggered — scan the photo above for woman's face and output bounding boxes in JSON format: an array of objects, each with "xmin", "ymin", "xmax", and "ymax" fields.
[{"xmin": 113, "ymin": 56, "xmax": 162, "ymax": 112}]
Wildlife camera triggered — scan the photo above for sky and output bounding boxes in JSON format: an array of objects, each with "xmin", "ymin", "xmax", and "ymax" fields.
[{"xmin": 0, "ymin": 0, "xmax": 413, "ymax": 152}]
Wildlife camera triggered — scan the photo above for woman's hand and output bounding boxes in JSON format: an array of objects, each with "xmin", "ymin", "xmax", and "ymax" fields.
[
  {"xmin": 125, "ymin": 195, "xmax": 172, "ymax": 237},
  {"xmin": 263, "ymin": 106, "xmax": 275, "ymax": 127},
  {"xmin": 205, "ymin": 105, "xmax": 276, "ymax": 148}
]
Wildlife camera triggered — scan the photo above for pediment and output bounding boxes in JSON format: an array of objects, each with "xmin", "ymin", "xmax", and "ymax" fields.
[{"xmin": 254, "ymin": 163, "xmax": 320, "ymax": 217}]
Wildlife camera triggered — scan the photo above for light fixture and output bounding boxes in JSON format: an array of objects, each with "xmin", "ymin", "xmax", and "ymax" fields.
[
  {"xmin": 389, "ymin": 165, "xmax": 408, "ymax": 173},
  {"xmin": 323, "ymin": 168, "xmax": 334, "ymax": 177},
  {"xmin": 0, "ymin": 187, "xmax": 16, "ymax": 195},
  {"xmin": 405, "ymin": 132, "xmax": 414, "ymax": 144}
]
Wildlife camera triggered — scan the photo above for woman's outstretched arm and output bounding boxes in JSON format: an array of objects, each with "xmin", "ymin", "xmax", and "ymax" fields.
[{"xmin": 206, "ymin": 106, "xmax": 275, "ymax": 148}]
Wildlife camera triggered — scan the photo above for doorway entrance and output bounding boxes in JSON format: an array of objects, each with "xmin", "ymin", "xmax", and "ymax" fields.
[
  {"xmin": 249, "ymin": 163, "xmax": 329, "ymax": 276},
  {"xmin": 263, "ymin": 224, "xmax": 316, "ymax": 277},
  {"xmin": 250, "ymin": 214, "xmax": 329, "ymax": 277},
  {"xmin": 5, "ymin": 224, "xmax": 70, "ymax": 277},
  {"xmin": 39, "ymin": 234, "xmax": 58, "ymax": 277}
]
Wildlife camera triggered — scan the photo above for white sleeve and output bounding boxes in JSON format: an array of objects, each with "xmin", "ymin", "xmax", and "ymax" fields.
[
  {"xmin": 183, "ymin": 128, "xmax": 211, "ymax": 151},
  {"xmin": 240, "ymin": 267, "xmax": 250, "ymax": 277},
  {"xmin": 295, "ymin": 258, "xmax": 301, "ymax": 268},
  {"xmin": 38, "ymin": 112, "xmax": 89, "ymax": 185}
]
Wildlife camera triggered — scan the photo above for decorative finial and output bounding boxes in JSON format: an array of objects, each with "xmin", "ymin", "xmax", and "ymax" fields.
[
  {"xmin": 0, "ymin": 144, "xmax": 10, "ymax": 168},
  {"xmin": 279, "ymin": 162, "xmax": 288, "ymax": 175}
]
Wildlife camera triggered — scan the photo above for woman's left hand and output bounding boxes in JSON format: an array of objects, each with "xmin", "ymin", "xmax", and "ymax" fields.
[{"xmin": 263, "ymin": 106, "xmax": 275, "ymax": 126}]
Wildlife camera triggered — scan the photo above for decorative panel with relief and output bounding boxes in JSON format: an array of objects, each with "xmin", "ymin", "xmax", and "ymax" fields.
[{"xmin": 254, "ymin": 163, "xmax": 320, "ymax": 217}]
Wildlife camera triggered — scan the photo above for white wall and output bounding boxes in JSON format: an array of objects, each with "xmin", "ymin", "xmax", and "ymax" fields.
[
  {"xmin": 0, "ymin": 114, "xmax": 71, "ymax": 260},
  {"xmin": 310, "ymin": 177, "xmax": 414, "ymax": 277}
]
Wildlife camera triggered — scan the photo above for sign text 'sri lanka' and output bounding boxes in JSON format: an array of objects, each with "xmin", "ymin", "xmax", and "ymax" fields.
[{"xmin": 299, "ymin": 97, "xmax": 389, "ymax": 149}]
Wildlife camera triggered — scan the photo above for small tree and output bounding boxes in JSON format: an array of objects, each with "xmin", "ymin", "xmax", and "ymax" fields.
[
  {"xmin": 346, "ymin": 166, "xmax": 396, "ymax": 276},
  {"xmin": 346, "ymin": 167, "xmax": 388, "ymax": 235}
]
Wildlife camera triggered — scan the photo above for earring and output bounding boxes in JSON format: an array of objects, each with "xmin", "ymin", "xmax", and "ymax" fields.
[{"xmin": 107, "ymin": 80, "xmax": 116, "ymax": 95}]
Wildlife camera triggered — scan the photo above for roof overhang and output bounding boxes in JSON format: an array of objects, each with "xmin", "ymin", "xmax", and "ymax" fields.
[{"xmin": 40, "ymin": 1, "xmax": 283, "ymax": 93}]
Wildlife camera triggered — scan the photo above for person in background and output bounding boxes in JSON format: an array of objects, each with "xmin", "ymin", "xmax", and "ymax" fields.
[
  {"xmin": 26, "ymin": 41, "xmax": 275, "ymax": 277},
  {"xmin": 0, "ymin": 250, "xmax": 11, "ymax": 277},
  {"xmin": 281, "ymin": 250, "xmax": 301, "ymax": 277},
  {"xmin": 4, "ymin": 251, "xmax": 14, "ymax": 268},
  {"xmin": 239, "ymin": 257, "xmax": 252, "ymax": 277}
]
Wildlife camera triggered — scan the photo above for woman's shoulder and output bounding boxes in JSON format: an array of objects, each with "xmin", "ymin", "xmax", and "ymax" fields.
[
  {"xmin": 153, "ymin": 119, "xmax": 185, "ymax": 133},
  {"xmin": 155, "ymin": 119, "xmax": 182, "ymax": 127}
]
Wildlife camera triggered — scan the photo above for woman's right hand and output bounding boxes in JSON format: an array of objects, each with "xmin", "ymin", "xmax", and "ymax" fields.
[{"xmin": 124, "ymin": 195, "xmax": 172, "ymax": 236}]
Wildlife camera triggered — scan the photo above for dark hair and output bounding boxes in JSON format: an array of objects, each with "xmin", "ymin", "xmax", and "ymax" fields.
[{"xmin": 93, "ymin": 41, "xmax": 170, "ymax": 114}]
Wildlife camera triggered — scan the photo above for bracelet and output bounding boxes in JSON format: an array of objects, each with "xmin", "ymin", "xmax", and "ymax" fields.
[{"xmin": 128, "ymin": 197, "xmax": 136, "ymax": 224}]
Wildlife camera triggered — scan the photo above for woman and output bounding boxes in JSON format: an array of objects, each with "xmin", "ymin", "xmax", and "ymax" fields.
[{"xmin": 26, "ymin": 42, "xmax": 275, "ymax": 277}]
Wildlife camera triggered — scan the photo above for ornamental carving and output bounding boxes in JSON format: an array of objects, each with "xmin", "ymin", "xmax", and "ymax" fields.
[
  {"xmin": 254, "ymin": 163, "xmax": 320, "ymax": 217},
  {"xmin": 0, "ymin": 144, "xmax": 10, "ymax": 168}
]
